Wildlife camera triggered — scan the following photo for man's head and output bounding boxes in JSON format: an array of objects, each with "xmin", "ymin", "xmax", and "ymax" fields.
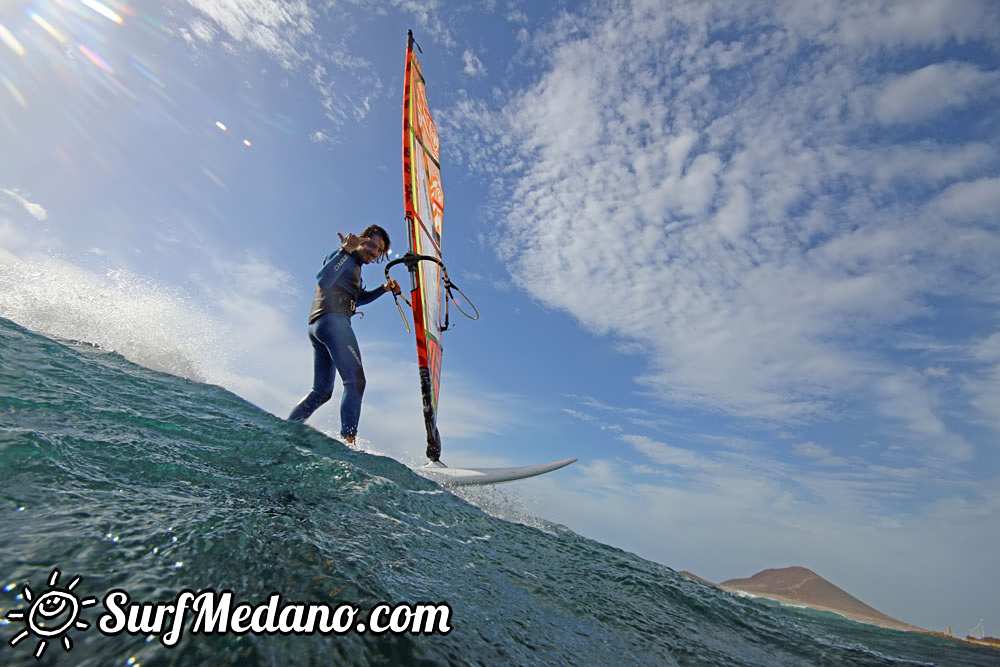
[{"xmin": 359, "ymin": 224, "xmax": 391, "ymax": 264}]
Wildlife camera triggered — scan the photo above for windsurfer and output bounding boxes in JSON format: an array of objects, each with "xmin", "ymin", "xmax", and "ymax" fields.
[{"xmin": 288, "ymin": 225, "xmax": 401, "ymax": 443}]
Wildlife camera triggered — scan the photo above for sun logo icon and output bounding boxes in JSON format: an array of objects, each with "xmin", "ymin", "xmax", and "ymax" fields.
[{"xmin": 6, "ymin": 568, "xmax": 98, "ymax": 659}]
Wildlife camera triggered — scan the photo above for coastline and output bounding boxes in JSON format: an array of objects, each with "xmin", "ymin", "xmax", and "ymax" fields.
[{"xmin": 680, "ymin": 568, "xmax": 999, "ymax": 652}]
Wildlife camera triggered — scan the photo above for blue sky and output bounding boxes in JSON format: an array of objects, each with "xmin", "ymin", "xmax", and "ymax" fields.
[{"xmin": 2, "ymin": 0, "xmax": 999, "ymax": 635}]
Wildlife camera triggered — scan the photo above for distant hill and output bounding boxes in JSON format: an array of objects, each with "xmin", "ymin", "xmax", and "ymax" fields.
[{"xmin": 709, "ymin": 566, "xmax": 923, "ymax": 632}]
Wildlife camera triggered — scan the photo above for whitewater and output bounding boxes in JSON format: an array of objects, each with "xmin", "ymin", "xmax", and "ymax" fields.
[{"xmin": 2, "ymin": 317, "xmax": 997, "ymax": 665}]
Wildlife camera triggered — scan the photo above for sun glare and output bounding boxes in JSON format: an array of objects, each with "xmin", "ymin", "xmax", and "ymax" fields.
[
  {"xmin": 80, "ymin": 0, "xmax": 124, "ymax": 25},
  {"xmin": 29, "ymin": 12, "xmax": 68, "ymax": 44},
  {"xmin": 1, "ymin": 73, "xmax": 27, "ymax": 108},
  {"xmin": 79, "ymin": 43, "xmax": 114, "ymax": 73},
  {"xmin": 0, "ymin": 23, "xmax": 26, "ymax": 56}
]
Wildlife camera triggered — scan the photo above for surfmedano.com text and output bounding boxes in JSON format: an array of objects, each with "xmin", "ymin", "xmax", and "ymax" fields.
[{"xmin": 99, "ymin": 589, "xmax": 453, "ymax": 646}]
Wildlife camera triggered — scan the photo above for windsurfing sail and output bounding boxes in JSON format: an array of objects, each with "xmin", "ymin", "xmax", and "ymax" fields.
[
  {"xmin": 386, "ymin": 30, "xmax": 477, "ymax": 462},
  {"xmin": 385, "ymin": 32, "xmax": 571, "ymax": 483}
]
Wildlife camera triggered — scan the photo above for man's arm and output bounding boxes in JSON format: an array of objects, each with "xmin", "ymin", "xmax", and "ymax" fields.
[{"xmin": 356, "ymin": 280, "xmax": 400, "ymax": 306}]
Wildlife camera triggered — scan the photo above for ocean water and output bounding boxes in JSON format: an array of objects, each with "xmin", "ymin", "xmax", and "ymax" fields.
[{"xmin": 1, "ymin": 316, "xmax": 997, "ymax": 666}]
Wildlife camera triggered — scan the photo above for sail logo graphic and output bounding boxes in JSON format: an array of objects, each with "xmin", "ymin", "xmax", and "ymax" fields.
[{"xmin": 5, "ymin": 569, "xmax": 98, "ymax": 659}]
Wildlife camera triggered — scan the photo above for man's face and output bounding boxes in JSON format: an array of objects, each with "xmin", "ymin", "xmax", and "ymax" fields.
[{"xmin": 360, "ymin": 235, "xmax": 385, "ymax": 264}]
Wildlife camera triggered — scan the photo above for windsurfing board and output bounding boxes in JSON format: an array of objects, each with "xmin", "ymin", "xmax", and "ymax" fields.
[{"xmin": 414, "ymin": 458, "xmax": 577, "ymax": 486}]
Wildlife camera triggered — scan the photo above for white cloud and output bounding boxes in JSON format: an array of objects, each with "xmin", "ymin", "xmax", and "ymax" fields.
[
  {"xmin": 309, "ymin": 130, "xmax": 332, "ymax": 144},
  {"xmin": 185, "ymin": 0, "xmax": 315, "ymax": 65},
  {"xmin": 875, "ymin": 61, "xmax": 1000, "ymax": 125},
  {"xmin": 971, "ymin": 332, "xmax": 1000, "ymax": 364},
  {"xmin": 462, "ymin": 49, "xmax": 486, "ymax": 77},
  {"xmin": 868, "ymin": 143, "xmax": 993, "ymax": 189},
  {"xmin": 931, "ymin": 177, "xmax": 1000, "ymax": 222},
  {"xmin": 793, "ymin": 441, "xmax": 848, "ymax": 467},
  {"xmin": 784, "ymin": 0, "xmax": 1000, "ymax": 49},
  {"xmin": 2, "ymin": 188, "xmax": 48, "ymax": 221},
  {"xmin": 390, "ymin": 0, "xmax": 455, "ymax": 48},
  {"xmin": 452, "ymin": 0, "xmax": 1000, "ymax": 445},
  {"xmin": 574, "ymin": 458, "xmax": 630, "ymax": 492},
  {"xmin": 625, "ymin": 434, "xmax": 721, "ymax": 472},
  {"xmin": 505, "ymin": 10, "xmax": 528, "ymax": 25},
  {"xmin": 188, "ymin": 18, "xmax": 217, "ymax": 44},
  {"xmin": 183, "ymin": 0, "xmax": 381, "ymax": 134},
  {"xmin": 964, "ymin": 331, "xmax": 1000, "ymax": 434}
]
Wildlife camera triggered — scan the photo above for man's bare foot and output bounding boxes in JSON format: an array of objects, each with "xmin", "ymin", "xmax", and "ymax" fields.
[{"xmin": 343, "ymin": 435, "xmax": 356, "ymax": 445}]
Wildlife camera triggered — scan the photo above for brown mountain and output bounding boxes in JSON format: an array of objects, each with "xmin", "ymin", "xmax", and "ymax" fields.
[{"xmin": 716, "ymin": 566, "xmax": 922, "ymax": 632}]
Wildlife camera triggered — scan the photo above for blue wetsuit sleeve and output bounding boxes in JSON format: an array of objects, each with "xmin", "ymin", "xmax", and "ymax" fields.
[{"xmin": 356, "ymin": 286, "xmax": 387, "ymax": 307}]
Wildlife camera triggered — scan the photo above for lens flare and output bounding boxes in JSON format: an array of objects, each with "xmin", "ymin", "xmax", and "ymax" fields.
[
  {"xmin": 78, "ymin": 44, "xmax": 113, "ymax": 73},
  {"xmin": 0, "ymin": 23, "xmax": 26, "ymax": 56},
  {"xmin": 1, "ymin": 73, "xmax": 27, "ymax": 108},
  {"xmin": 202, "ymin": 167, "xmax": 227, "ymax": 190},
  {"xmin": 79, "ymin": 0, "xmax": 124, "ymax": 25},
  {"xmin": 129, "ymin": 58, "xmax": 164, "ymax": 88},
  {"xmin": 215, "ymin": 121, "xmax": 227, "ymax": 132},
  {"xmin": 29, "ymin": 12, "xmax": 68, "ymax": 44}
]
